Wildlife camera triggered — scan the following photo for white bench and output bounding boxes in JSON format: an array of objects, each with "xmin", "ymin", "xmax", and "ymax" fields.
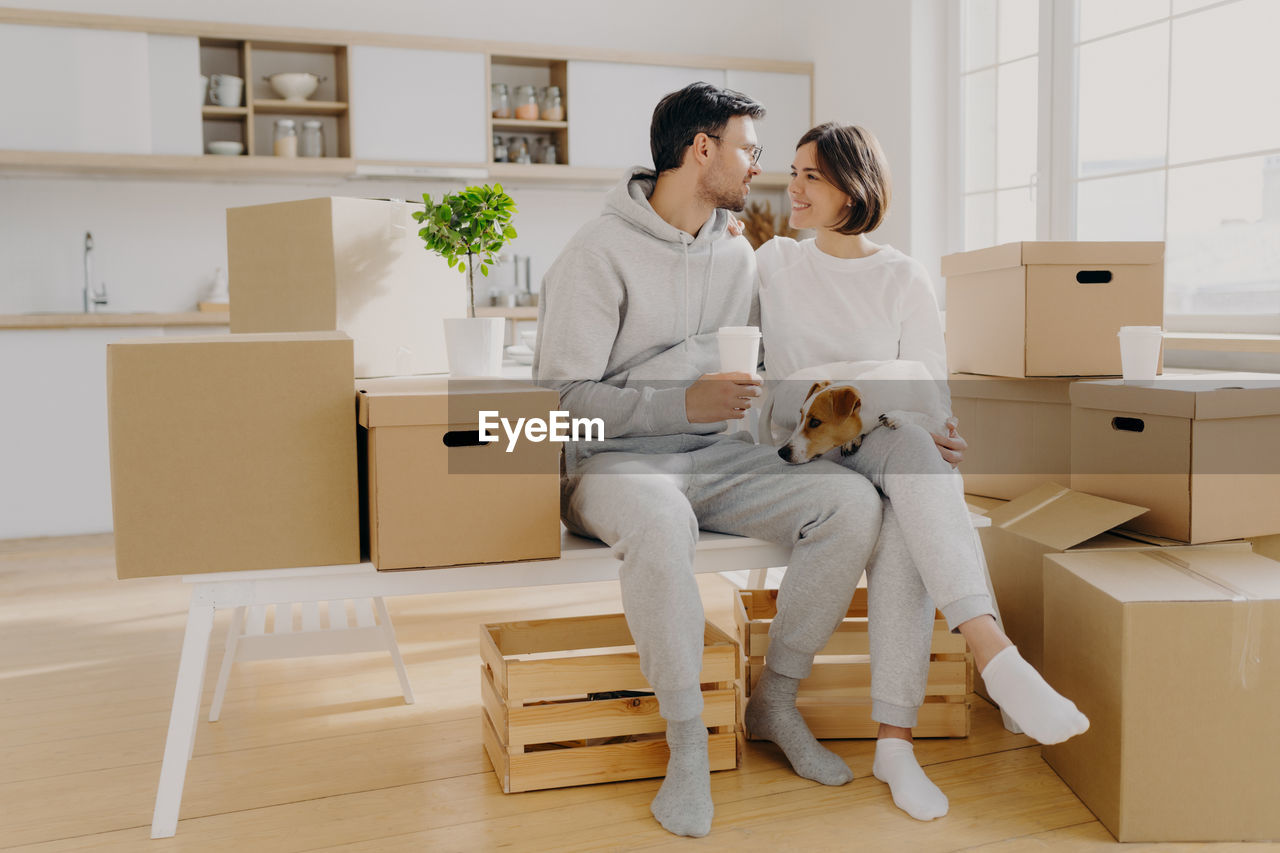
[
  {"xmin": 151, "ymin": 528, "xmax": 790, "ymax": 838},
  {"xmin": 153, "ymin": 512, "xmax": 1013, "ymax": 838}
]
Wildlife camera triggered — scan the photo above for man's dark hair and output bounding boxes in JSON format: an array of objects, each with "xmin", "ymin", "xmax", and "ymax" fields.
[{"xmin": 650, "ymin": 82, "xmax": 765, "ymax": 174}]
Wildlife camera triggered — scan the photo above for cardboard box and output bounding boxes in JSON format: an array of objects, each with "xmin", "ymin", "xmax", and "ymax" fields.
[
  {"xmin": 941, "ymin": 241, "xmax": 1164, "ymax": 378},
  {"xmin": 1070, "ymin": 373, "xmax": 1280, "ymax": 543},
  {"xmin": 480, "ymin": 613, "xmax": 738, "ymax": 792},
  {"xmin": 228, "ymin": 197, "xmax": 467, "ymax": 379},
  {"xmin": 1042, "ymin": 546, "xmax": 1279, "ymax": 841},
  {"xmin": 978, "ymin": 484, "xmax": 1152, "ymax": 672},
  {"xmin": 951, "ymin": 373, "xmax": 1074, "ymax": 499},
  {"xmin": 107, "ymin": 332, "xmax": 359, "ymax": 579},
  {"xmin": 735, "ymin": 588, "xmax": 971, "ymax": 739},
  {"xmin": 358, "ymin": 376, "xmax": 561, "ymax": 570}
]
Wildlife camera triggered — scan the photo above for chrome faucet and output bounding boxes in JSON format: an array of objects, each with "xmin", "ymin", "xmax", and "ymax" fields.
[{"xmin": 83, "ymin": 232, "xmax": 108, "ymax": 313}]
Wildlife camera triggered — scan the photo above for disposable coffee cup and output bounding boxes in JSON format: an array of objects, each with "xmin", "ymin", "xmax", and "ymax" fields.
[
  {"xmin": 717, "ymin": 326, "xmax": 761, "ymax": 376},
  {"xmin": 1117, "ymin": 325, "xmax": 1163, "ymax": 382}
]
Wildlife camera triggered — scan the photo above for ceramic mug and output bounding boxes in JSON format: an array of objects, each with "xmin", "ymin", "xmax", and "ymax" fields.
[{"xmin": 209, "ymin": 74, "xmax": 244, "ymax": 107}]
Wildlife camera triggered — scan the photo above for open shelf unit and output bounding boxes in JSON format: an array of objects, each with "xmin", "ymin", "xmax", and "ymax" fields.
[
  {"xmin": 487, "ymin": 55, "xmax": 569, "ymax": 167},
  {"xmin": 199, "ymin": 37, "xmax": 350, "ymax": 159}
]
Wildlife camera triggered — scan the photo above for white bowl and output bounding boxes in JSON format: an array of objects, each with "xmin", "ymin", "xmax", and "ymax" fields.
[
  {"xmin": 265, "ymin": 72, "xmax": 321, "ymax": 102},
  {"xmin": 206, "ymin": 140, "xmax": 244, "ymax": 156}
]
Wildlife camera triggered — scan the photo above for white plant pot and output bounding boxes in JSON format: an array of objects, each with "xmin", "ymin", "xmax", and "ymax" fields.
[{"xmin": 443, "ymin": 317, "xmax": 505, "ymax": 377}]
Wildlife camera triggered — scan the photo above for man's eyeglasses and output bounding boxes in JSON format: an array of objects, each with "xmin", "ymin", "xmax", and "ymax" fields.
[{"xmin": 704, "ymin": 134, "xmax": 763, "ymax": 167}]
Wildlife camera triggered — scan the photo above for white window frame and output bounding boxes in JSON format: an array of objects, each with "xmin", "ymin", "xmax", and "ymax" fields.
[{"xmin": 948, "ymin": 0, "xmax": 1280, "ymax": 335}]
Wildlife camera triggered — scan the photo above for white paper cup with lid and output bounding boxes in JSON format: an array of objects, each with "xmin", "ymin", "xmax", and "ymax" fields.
[
  {"xmin": 717, "ymin": 326, "xmax": 761, "ymax": 376},
  {"xmin": 1117, "ymin": 325, "xmax": 1163, "ymax": 382}
]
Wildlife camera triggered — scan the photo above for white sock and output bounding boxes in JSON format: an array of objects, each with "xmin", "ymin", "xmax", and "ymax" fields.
[
  {"xmin": 872, "ymin": 738, "xmax": 949, "ymax": 821},
  {"xmin": 981, "ymin": 645, "xmax": 1090, "ymax": 745}
]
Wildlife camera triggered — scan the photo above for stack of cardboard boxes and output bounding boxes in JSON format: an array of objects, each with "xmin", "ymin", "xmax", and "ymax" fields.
[
  {"xmin": 108, "ymin": 197, "xmax": 561, "ymax": 581},
  {"xmin": 942, "ymin": 241, "xmax": 1280, "ymax": 841}
]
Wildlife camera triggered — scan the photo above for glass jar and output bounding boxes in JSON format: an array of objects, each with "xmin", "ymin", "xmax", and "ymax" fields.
[
  {"xmin": 492, "ymin": 134, "xmax": 508, "ymax": 163},
  {"xmin": 542, "ymin": 142, "xmax": 558, "ymax": 165},
  {"xmin": 491, "ymin": 83, "xmax": 510, "ymax": 119},
  {"xmin": 513, "ymin": 84, "xmax": 539, "ymax": 120},
  {"xmin": 299, "ymin": 120, "xmax": 324, "ymax": 157},
  {"xmin": 515, "ymin": 136, "xmax": 533, "ymax": 164},
  {"xmin": 508, "ymin": 135, "xmax": 528, "ymax": 163},
  {"xmin": 540, "ymin": 85, "xmax": 564, "ymax": 121},
  {"xmin": 272, "ymin": 119, "xmax": 297, "ymax": 158}
]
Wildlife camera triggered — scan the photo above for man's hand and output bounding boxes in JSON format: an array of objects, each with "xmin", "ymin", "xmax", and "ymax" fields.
[
  {"xmin": 686, "ymin": 372, "xmax": 762, "ymax": 422},
  {"xmin": 931, "ymin": 417, "xmax": 967, "ymax": 467}
]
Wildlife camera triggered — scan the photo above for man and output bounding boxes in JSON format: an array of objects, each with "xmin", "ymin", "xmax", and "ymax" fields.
[{"xmin": 533, "ymin": 82, "xmax": 883, "ymax": 837}]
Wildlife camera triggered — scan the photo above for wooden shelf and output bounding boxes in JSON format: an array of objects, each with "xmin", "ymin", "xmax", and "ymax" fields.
[
  {"xmin": 476, "ymin": 306, "xmax": 538, "ymax": 320},
  {"xmin": 253, "ymin": 99, "xmax": 349, "ymax": 116},
  {"xmin": 202, "ymin": 106, "xmax": 248, "ymax": 118},
  {"xmin": 0, "ymin": 311, "xmax": 230, "ymax": 330},
  {"xmin": 0, "ymin": 150, "xmax": 354, "ymax": 178},
  {"xmin": 492, "ymin": 118, "xmax": 568, "ymax": 131},
  {"xmin": 1163, "ymin": 332, "xmax": 1280, "ymax": 353}
]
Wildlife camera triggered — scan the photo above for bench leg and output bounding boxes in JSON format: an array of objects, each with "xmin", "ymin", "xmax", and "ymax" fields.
[
  {"xmin": 375, "ymin": 597, "xmax": 415, "ymax": 705},
  {"xmin": 151, "ymin": 598, "xmax": 215, "ymax": 839},
  {"xmin": 208, "ymin": 606, "xmax": 245, "ymax": 723}
]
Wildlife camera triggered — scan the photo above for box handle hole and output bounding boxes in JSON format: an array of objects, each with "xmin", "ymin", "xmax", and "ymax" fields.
[
  {"xmin": 1076, "ymin": 270, "xmax": 1113, "ymax": 284},
  {"xmin": 443, "ymin": 429, "xmax": 491, "ymax": 448},
  {"xmin": 1111, "ymin": 416, "xmax": 1145, "ymax": 432}
]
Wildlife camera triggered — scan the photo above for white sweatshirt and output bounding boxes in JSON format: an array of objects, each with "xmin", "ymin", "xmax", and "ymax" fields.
[{"xmin": 756, "ymin": 237, "xmax": 948, "ymax": 384}]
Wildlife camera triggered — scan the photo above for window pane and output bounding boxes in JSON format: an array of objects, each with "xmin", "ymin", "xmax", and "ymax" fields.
[
  {"xmin": 1077, "ymin": 24, "xmax": 1168, "ymax": 179},
  {"xmin": 1078, "ymin": 0, "xmax": 1169, "ymax": 42},
  {"xmin": 996, "ymin": 187, "xmax": 1036, "ymax": 243},
  {"xmin": 1076, "ymin": 172, "xmax": 1166, "ymax": 240},
  {"xmin": 964, "ymin": 69, "xmax": 996, "ymax": 192},
  {"xmin": 997, "ymin": 56, "xmax": 1037, "ymax": 188},
  {"xmin": 965, "ymin": 192, "xmax": 996, "ymax": 249},
  {"xmin": 1169, "ymin": 0, "xmax": 1280, "ymax": 164},
  {"xmin": 999, "ymin": 0, "xmax": 1039, "ymax": 61},
  {"xmin": 1165, "ymin": 155, "xmax": 1280, "ymax": 315},
  {"xmin": 965, "ymin": 0, "xmax": 997, "ymax": 70}
]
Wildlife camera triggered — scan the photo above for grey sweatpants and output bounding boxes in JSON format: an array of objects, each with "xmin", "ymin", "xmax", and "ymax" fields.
[
  {"xmin": 564, "ymin": 435, "xmax": 883, "ymax": 722},
  {"xmin": 842, "ymin": 423, "xmax": 996, "ymax": 728}
]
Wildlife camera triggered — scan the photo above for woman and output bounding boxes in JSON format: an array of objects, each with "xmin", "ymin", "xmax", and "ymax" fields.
[{"xmin": 753, "ymin": 122, "xmax": 1089, "ymax": 820}]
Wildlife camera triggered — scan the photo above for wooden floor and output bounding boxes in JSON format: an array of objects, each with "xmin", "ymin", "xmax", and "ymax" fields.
[{"xmin": 0, "ymin": 535, "xmax": 1268, "ymax": 852}]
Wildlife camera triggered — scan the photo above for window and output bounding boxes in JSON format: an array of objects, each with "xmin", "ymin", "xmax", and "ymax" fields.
[
  {"xmin": 955, "ymin": 0, "xmax": 1280, "ymax": 330},
  {"xmin": 959, "ymin": 0, "xmax": 1042, "ymax": 249}
]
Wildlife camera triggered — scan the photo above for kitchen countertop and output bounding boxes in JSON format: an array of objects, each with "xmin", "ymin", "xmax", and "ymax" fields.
[{"xmin": 0, "ymin": 311, "xmax": 231, "ymax": 330}]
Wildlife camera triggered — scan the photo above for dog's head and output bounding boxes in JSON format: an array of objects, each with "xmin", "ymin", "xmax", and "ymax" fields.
[{"xmin": 778, "ymin": 381, "xmax": 864, "ymax": 464}]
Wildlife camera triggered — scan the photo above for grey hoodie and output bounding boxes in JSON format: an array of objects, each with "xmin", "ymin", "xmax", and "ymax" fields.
[{"xmin": 533, "ymin": 167, "xmax": 757, "ymax": 471}]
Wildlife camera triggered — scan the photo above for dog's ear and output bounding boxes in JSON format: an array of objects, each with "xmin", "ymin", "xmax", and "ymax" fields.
[
  {"xmin": 831, "ymin": 386, "xmax": 861, "ymax": 420},
  {"xmin": 805, "ymin": 380, "xmax": 831, "ymax": 401}
]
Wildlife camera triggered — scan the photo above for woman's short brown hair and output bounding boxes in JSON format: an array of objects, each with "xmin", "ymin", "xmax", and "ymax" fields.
[{"xmin": 797, "ymin": 122, "xmax": 891, "ymax": 235}]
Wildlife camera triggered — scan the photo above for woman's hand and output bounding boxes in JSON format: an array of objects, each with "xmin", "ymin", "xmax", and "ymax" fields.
[
  {"xmin": 931, "ymin": 417, "xmax": 967, "ymax": 467},
  {"xmin": 726, "ymin": 212, "xmax": 745, "ymax": 237}
]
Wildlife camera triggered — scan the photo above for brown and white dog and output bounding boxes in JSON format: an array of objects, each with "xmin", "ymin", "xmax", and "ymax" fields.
[{"xmin": 769, "ymin": 360, "xmax": 952, "ymax": 464}]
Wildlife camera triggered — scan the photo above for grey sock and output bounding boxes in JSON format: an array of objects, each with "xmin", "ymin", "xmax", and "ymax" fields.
[
  {"xmin": 744, "ymin": 666, "xmax": 854, "ymax": 786},
  {"xmin": 650, "ymin": 717, "xmax": 713, "ymax": 837}
]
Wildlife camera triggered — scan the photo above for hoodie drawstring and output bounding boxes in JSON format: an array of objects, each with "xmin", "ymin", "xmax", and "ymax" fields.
[{"xmin": 682, "ymin": 236, "xmax": 691, "ymax": 350}]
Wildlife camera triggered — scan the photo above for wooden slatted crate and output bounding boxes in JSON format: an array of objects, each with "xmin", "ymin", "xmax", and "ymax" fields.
[
  {"xmin": 734, "ymin": 588, "xmax": 972, "ymax": 739},
  {"xmin": 479, "ymin": 613, "xmax": 740, "ymax": 793}
]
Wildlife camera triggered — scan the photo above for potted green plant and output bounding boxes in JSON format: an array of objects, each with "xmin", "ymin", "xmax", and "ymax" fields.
[{"xmin": 413, "ymin": 184, "xmax": 518, "ymax": 376}]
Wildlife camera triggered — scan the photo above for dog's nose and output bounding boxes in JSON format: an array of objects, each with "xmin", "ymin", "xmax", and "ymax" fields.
[{"xmin": 778, "ymin": 446, "xmax": 792, "ymax": 462}]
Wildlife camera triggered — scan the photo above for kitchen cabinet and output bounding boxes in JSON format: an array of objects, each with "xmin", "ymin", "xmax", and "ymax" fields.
[
  {"xmin": 725, "ymin": 70, "xmax": 812, "ymax": 176},
  {"xmin": 566, "ymin": 62, "xmax": 726, "ymax": 170},
  {"xmin": 0, "ymin": 9, "xmax": 811, "ymax": 186},
  {"xmin": 0, "ymin": 23, "xmax": 153, "ymax": 154},
  {"xmin": 348, "ymin": 45, "xmax": 486, "ymax": 164},
  {"xmin": 0, "ymin": 323, "xmax": 229, "ymax": 540}
]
